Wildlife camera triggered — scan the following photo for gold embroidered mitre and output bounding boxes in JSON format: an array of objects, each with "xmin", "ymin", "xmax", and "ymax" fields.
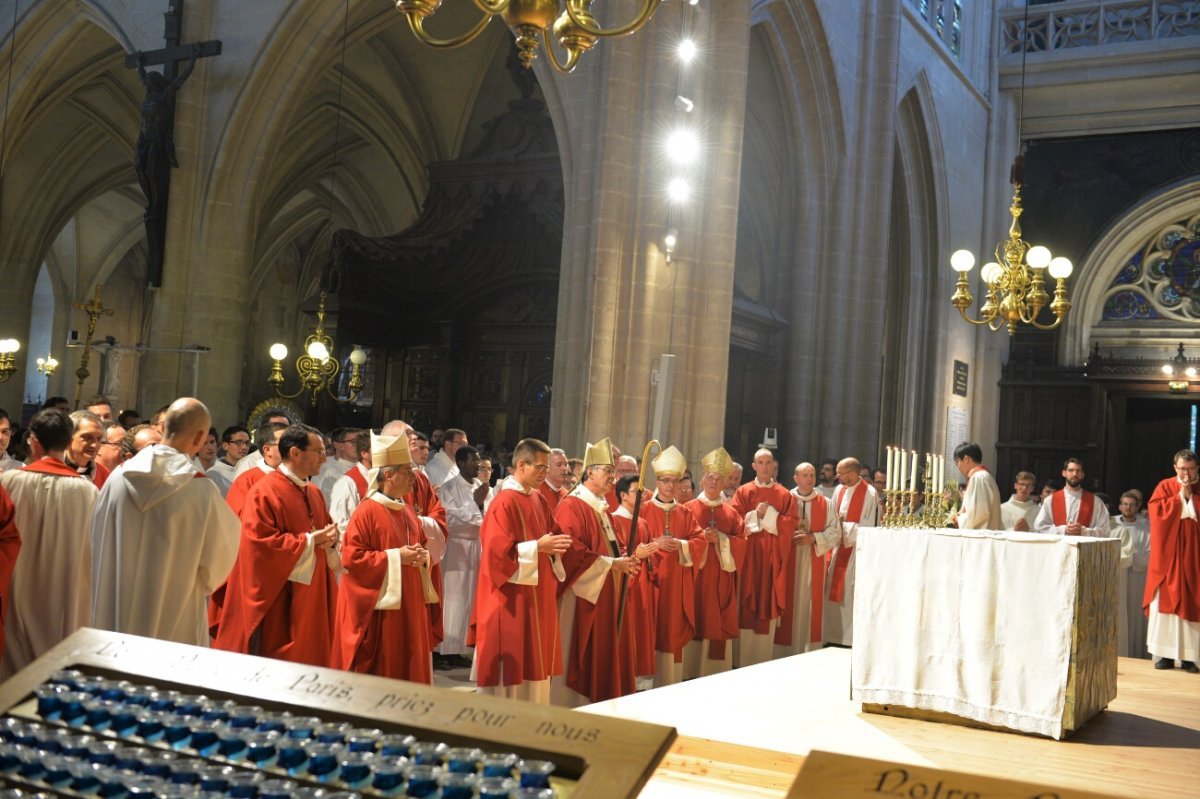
[
  {"xmin": 700, "ymin": 447, "xmax": 734, "ymax": 479},
  {"xmin": 582, "ymin": 437, "xmax": 614, "ymax": 471},
  {"xmin": 366, "ymin": 431, "xmax": 411, "ymax": 487},
  {"xmin": 652, "ymin": 445, "xmax": 687, "ymax": 478}
]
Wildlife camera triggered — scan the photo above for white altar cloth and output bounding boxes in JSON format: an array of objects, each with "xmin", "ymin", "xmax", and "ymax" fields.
[{"xmin": 852, "ymin": 527, "xmax": 1099, "ymax": 739}]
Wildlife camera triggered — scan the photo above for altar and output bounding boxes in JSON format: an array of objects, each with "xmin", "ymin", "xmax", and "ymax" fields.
[{"xmin": 851, "ymin": 526, "xmax": 1120, "ymax": 739}]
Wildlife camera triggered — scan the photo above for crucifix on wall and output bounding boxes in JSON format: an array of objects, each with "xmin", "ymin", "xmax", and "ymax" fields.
[{"xmin": 124, "ymin": 0, "xmax": 221, "ymax": 288}]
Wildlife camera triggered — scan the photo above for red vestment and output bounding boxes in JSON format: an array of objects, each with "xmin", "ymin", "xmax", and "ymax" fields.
[
  {"xmin": 212, "ymin": 470, "xmax": 338, "ymax": 666},
  {"xmin": 333, "ymin": 497, "xmax": 432, "ymax": 682},
  {"xmin": 685, "ymin": 497, "xmax": 747, "ymax": 659},
  {"xmin": 554, "ymin": 494, "xmax": 636, "ymax": 701},
  {"xmin": 777, "ymin": 493, "xmax": 831, "ymax": 647},
  {"xmin": 642, "ymin": 498, "xmax": 706, "ymax": 660},
  {"xmin": 347, "ymin": 468, "xmax": 368, "ymax": 500},
  {"xmin": 829, "ymin": 481, "xmax": 869, "ymax": 602},
  {"xmin": 538, "ymin": 481, "xmax": 567, "ymax": 515},
  {"xmin": 92, "ymin": 461, "xmax": 110, "ymax": 490},
  {"xmin": 226, "ymin": 467, "xmax": 268, "ymax": 517},
  {"xmin": 1143, "ymin": 476, "xmax": 1200, "ymax": 622},
  {"xmin": 408, "ymin": 470, "xmax": 448, "ymax": 648},
  {"xmin": 468, "ymin": 484, "xmax": 562, "ymax": 687},
  {"xmin": 0, "ymin": 485, "xmax": 20, "ymax": 662},
  {"xmin": 731, "ymin": 481, "xmax": 797, "ymax": 633},
  {"xmin": 1051, "ymin": 489, "xmax": 1095, "ymax": 529},
  {"xmin": 611, "ymin": 510, "xmax": 657, "ymax": 677}
]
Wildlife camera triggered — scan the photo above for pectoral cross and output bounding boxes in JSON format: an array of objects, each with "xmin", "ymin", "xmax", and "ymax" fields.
[
  {"xmin": 125, "ymin": 0, "xmax": 222, "ymax": 287},
  {"xmin": 72, "ymin": 287, "xmax": 115, "ymax": 409}
]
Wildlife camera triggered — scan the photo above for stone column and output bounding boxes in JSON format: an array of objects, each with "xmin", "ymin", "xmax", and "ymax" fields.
[{"xmin": 546, "ymin": 1, "xmax": 752, "ymax": 461}]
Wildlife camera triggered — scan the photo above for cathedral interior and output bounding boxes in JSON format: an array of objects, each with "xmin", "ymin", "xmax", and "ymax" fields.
[{"xmin": 0, "ymin": 0, "xmax": 1198, "ymax": 495}]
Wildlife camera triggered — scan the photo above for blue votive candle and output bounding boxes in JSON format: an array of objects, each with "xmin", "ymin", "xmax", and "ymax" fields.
[
  {"xmin": 408, "ymin": 742, "xmax": 446, "ymax": 767},
  {"xmin": 124, "ymin": 775, "xmax": 163, "ymax": 798},
  {"xmin": 163, "ymin": 712, "xmax": 195, "ymax": 748},
  {"xmin": 404, "ymin": 764, "xmax": 440, "ymax": 798},
  {"xmin": 68, "ymin": 760, "xmax": 103, "ymax": 793},
  {"xmin": 35, "ymin": 726, "xmax": 72, "ymax": 754},
  {"xmin": 199, "ymin": 699, "xmax": 238, "ymax": 722},
  {"xmin": 50, "ymin": 668, "xmax": 85, "ymax": 689},
  {"xmin": 35, "ymin": 683, "xmax": 67, "ymax": 719},
  {"xmin": 59, "ymin": 690, "xmax": 91, "ymax": 725},
  {"xmin": 133, "ymin": 709, "xmax": 166, "ymax": 741},
  {"xmin": 304, "ymin": 741, "xmax": 342, "ymax": 781},
  {"xmin": 215, "ymin": 727, "xmax": 247, "ymax": 760},
  {"xmin": 225, "ymin": 770, "xmax": 264, "ymax": 799},
  {"xmin": 97, "ymin": 679, "xmax": 134, "ymax": 703},
  {"xmin": 196, "ymin": 765, "xmax": 236, "ymax": 792},
  {"xmin": 477, "ymin": 776, "xmax": 516, "ymax": 799},
  {"xmin": 168, "ymin": 758, "xmax": 203, "ymax": 785},
  {"xmin": 479, "ymin": 752, "xmax": 518, "ymax": 778},
  {"xmin": 96, "ymin": 766, "xmax": 131, "ymax": 799},
  {"xmin": 0, "ymin": 743, "xmax": 19, "ymax": 773},
  {"xmin": 172, "ymin": 694, "xmax": 209, "ymax": 717},
  {"xmin": 41, "ymin": 753, "xmax": 73, "ymax": 787},
  {"xmin": 257, "ymin": 778, "xmax": 296, "ymax": 799},
  {"xmin": 443, "ymin": 747, "xmax": 482, "ymax": 774},
  {"xmin": 113, "ymin": 746, "xmax": 145, "ymax": 773},
  {"xmin": 336, "ymin": 750, "xmax": 374, "ymax": 787},
  {"xmin": 86, "ymin": 740, "xmax": 121, "ymax": 767},
  {"xmin": 437, "ymin": 771, "xmax": 477, "ymax": 799},
  {"xmin": 285, "ymin": 717, "xmax": 322, "ymax": 740},
  {"xmin": 313, "ymin": 723, "xmax": 351, "ymax": 744},
  {"xmin": 517, "ymin": 759, "xmax": 555, "ymax": 789},
  {"xmin": 187, "ymin": 719, "xmax": 222, "ymax": 755},
  {"xmin": 141, "ymin": 750, "xmax": 177, "ymax": 779},
  {"xmin": 371, "ymin": 756, "xmax": 408, "ymax": 795},
  {"xmin": 345, "ymin": 728, "xmax": 380, "ymax": 754},
  {"xmin": 108, "ymin": 704, "xmax": 140, "ymax": 736},
  {"xmin": 242, "ymin": 730, "xmax": 280, "ymax": 768},
  {"xmin": 146, "ymin": 690, "xmax": 180, "ymax": 713},
  {"xmin": 228, "ymin": 705, "xmax": 263, "ymax": 730},
  {"xmin": 276, "ymin": 738, "xmax": 308, "ymax": 775},
  {"xmin": 378, "ymin": 734, "xmax": 415, "ymax": 758},
  {"xmin": 16, "ymin": 747, "xmax": 46, "ymax": 779}
]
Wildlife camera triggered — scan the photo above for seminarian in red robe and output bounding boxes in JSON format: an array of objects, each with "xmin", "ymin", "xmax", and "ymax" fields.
[
  {"xmin": 643, "ymin": 445, "xmax": 706, "ymax": 686},
  {"xmin": 214, "ymin": 425, "xmax": 339, "ymax": 667},
  {"xmin": 468, "ymin": 438, "xmax": 569, "ymax": 704},
  {"xmin": 407, "ymin": 468, "xmax": 448, "ymax": 649},
  {"xmin": 333, "ymin": 432, "xmax": 433, "ymax": 683},
  {"xmin": 1143, "ymin": 452, "xmax": 1200, "ymax": 670},
  {"xmin": 0, "ymin": 485, "xmax": 20, "ymax": 662},
  {"xmin": 731, "ymin": 448, "xmax": 798, "ymax": 667},
  {"xmin": 552, "ymin": 438, "xmax": 641, "ymax": 705},
  {"xmin": 684, "ymin": 448, "xmax": 747, "ymax": 678},
  {"xmin": 612, "ymin": 484, "xmax": 658, "ymax": 682}
]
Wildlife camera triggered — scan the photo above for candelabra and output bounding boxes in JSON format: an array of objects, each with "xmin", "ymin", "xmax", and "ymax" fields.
[
  {"xmin": 881, "ymin": 446, "xmax": 956, "ymax": 529},
  {"xmin": 267, "ymin": 292, "xmax": 367, "ymax": 407},
  {"xmin": 0, "ymin": 339, "xmax": 19, "ymax": 383},
  {"xmin": 36, "ymin": 352, "xmax": 59, "ymax": 377}
]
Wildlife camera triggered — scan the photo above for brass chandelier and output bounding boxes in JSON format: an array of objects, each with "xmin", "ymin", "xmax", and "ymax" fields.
[
  {"xmin": 267, "ymin": 292, "xmax": 366, "ymax": 407},
  {"xmin": 949, "ymin": 155, "xmax": 1073, "ymax": 335},
  {"xmin": 395, "ymin": 0, "xmax": 662, "ymax": 73},
  {"xmin": 948, "ymin": 0, "xmax": 1073, "ymax": 336}
]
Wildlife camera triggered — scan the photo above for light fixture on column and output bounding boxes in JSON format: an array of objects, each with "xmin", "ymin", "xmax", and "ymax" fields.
[
  {"xmin": 267, "ymin": 292, "xmax": 366, "ymax": 407},
  {"xmin": 663, "ymin": 228, "xmax": 678, "ymax": 263},
  {"xmin": 948, "ymin": 0, "xmax": 1072, "ymax": 336},
  {"xmin": 0, "ymin": 339, "xmax": 19, "ymax": 383},
  {"xmin": 396, "ymin": 0, "xmax": 662, "ymax": 74},
  {"xmin": 1162, "ymin": 343, "xmax": 1197, "ymax": 393},
  {"xmin": 36, "ymin": 352, "xmax": 59, "ymax": 377}
]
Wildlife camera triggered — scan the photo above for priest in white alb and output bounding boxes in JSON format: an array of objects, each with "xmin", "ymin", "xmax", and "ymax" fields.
[
  {"xmin": 1034, "ymin": 458, "xmax": 1110, "ymax": 536},
  {"xmin": 89, "ymin": 398, "xmax": 241, "ymax": 646},
  {"xmin": 953, "ymin": 442, "xmax": 1003, "ymax": 531},
  {"xmin": 1000, "ymin": 471, "xmax": 1040, "ymax": 531},
  {"xmin": 437, "ymin": 443, "xmax": 488, "ymax": 667},
  {"xmin": 0, "ymin": 408, "xmax": 98, "ymax": 677},
  {"xmin": 777, "ymin": 462, "xmax": 840, "ymax": 657},
  {"xmin": 329, "ymin": 430, "xmax": 372, "ymax": 534}
]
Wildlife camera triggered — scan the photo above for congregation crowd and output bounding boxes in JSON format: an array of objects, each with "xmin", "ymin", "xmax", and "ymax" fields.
[{"xmin": 0, "ymin": 393, "xmax": 1195, "ymax": 707}]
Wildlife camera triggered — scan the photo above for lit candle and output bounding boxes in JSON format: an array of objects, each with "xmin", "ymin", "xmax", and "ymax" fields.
[
  {"xmin": 886, "ymin": 446, "xmax": 895, "ymax": 491},
  {"xmin": 910, "ymin": 450, "xmax": 918, "ymax": 492},
  {"xmin": 898, "ymin": 449, "xmax": 907, "ymax": 493}
]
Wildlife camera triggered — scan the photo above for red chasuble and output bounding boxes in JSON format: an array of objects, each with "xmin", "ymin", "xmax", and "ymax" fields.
[
  {"xmin": 731, "ymin": 481, "xmax": 798, "ymax": 633},
  {"xmin": 407, "ymin": 471, "xmax": 448, "ymax": 647},
  {"xmin": 777, "ymin": 493, "xmax": 830, "ymax": 647},
  {"xmin": 554, "ymin": 495, "xmax": 636, "ymax": 701},
  {"xmin": 642, "ymin": 499, "xmax": 706, "ymax": 660},
  {"xmin": 1050, "ymin": 489, "xmax": 1095, "ymax": 530},
  {"xmin": 611, "ymin": 511, "xmax": 657, "ymax": 678},
  {"xmin": 333, "ymin": 497, "xmax": 432, "ymax": 683},
  {"xmin": 213, "ymin": 470, "xmax": 338, "ymax": 666},
  {"xmin": 685, "ymin": 497, "xmax": 747, "ymax": 659},
  {"xmin": 1143, "ymin": 476, "xmax": 1200, "ymax": 622},
  {"xmin": 0, "ymin": 484, "xmax": 20, "ymax": 661},
  {"xmin": 468, "ymin": 485, "xmax": 562, "ymax": 687},
  {"xmin": 92, "ymin": 461, "xmax": 110, "ymax": 490}
]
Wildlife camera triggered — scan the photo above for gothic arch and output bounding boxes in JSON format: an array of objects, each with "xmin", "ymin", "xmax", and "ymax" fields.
[
  {"xmin": 1064, "ymin": 176, "xmax": 1200, "ymax": 363},
  {"xmin": 881, "ymin": 76, "xmax": 948, "ymax": 448}
]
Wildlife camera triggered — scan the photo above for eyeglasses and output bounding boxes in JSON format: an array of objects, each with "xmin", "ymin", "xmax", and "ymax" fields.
[{"xmin": 229, "ymin": 438, "xmax": 250, "ymax": 446}]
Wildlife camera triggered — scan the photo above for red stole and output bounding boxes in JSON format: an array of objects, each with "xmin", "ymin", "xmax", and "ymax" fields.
[
  {"xmin": 828, "ymin": 481, "xmax": 867, "ymax": 603},
  {"xmin": 1051, "ymin": 489, "xmax": 1094, "ymax": 530},
  {"xmin": 348, "ymin": 467, "xmax": 368, "ymax": 500},
  {"xmin": 776, "ymin": 495, "xmax": 828, "ymax": 647}
]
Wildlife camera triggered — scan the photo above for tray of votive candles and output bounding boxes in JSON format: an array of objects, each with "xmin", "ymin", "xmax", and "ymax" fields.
[{"xmin": 0, "ymin": 670, "xmax": 567, "ymax": 799}]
